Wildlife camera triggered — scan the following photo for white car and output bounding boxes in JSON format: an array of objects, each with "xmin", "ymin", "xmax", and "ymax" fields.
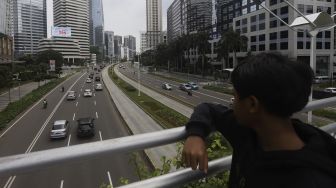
[
  {"xmin": 86, "ymin": 78, "xmax": 92, "ymax": 83},
  {"xmin": 50, "ymin": 120, "xmax": 70, "ymax": 139},
  {"xmin": 95, "ymin": 84, "xmax": 103, "ymax": 91},
  {"xmin": 324, "ymin": 87, "xmax": 336, "ymax": 93},
  {"xmin": 162, "ymin": 83, "xmax": 172, "ymax": 90},
  {"xmin": 83, "ymin": 89, "xmax": 93, "ymax": 97},
  {"xmin": 66, "ymin": 91, "xmax": 76, "ymax": 100}
]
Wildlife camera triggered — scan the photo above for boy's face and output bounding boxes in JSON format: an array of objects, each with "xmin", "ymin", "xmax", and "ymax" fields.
[{"xmin": 232, "ymin": 90, "xmax": 259, "ymax": 127}]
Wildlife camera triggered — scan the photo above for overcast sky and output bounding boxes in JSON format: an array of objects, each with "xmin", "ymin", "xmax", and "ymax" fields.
[{"xmin": 47, "ymin": 0, "xmax": 173, "ymax": 52}]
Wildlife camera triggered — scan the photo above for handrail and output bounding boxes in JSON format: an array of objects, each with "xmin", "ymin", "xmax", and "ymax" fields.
[{"xmin": 0, "ymin": 98, "xmax": 335, "ymax": 185}]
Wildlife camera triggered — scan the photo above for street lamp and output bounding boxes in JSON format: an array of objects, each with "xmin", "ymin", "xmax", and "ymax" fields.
[{"xmin": 253, "ymin": 0, "xmax": 336, "ymax": 123}]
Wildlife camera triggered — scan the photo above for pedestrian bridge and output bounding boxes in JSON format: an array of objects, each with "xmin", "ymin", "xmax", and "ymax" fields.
[{"xmin": 0, "ymin": 97, "xmax": 336, "ymax": 188}]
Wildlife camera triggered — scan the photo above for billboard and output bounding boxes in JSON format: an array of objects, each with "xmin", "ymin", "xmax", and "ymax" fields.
[{"xmin": 51, "ymin": 27, "xmax": 71, "ymax": 37}]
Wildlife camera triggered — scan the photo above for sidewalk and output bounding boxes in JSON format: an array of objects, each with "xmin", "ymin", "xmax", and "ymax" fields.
[{"xmin": 102, "ymin": 66, "xmax": 186, "ymax": 171}]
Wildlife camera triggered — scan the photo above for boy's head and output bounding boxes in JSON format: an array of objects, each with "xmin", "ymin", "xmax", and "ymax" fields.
[{"xmin": 231, "ymin": 52, "xmax": 313, "ymax": 121}]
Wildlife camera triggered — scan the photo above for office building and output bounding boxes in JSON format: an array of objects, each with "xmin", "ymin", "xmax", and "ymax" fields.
[
  {"xmin": 140, "ymin": 31, "xmax": 148, "ymax": 52},
  {"xmin": 146, "ymin": 0, "xmax": 162, "ymax": 49},
  {"xmin": 0, "ymin": 0, "xmax": 13, "ymax": 64},
  {"xmin": 167, "ymin": 0, "xmax": 183, "ymax": 42},
  {"xmin": 54, "ymin": 0, "xmax": 90, "ymax": 58},
  {"xmin": 90, "ymin": 0, "xmax": 104, "ymax": 57},
  {"xmin": 114, "ymin": 35, "xmax": 122, "ymax": 60},
  {"xmin": 12, "ymin": 0, "xmax": 47, "ymax": 58},
  {"xmin": 232, "ymin": 0, "xmax": 334, "ymax": 76},
  {"xmin": 124, "ymin": 35, "xmax": 136, "ymax": 60},
  {"xmin": 104, "ymin": 31, "xmax": 114, "ymax": 60}
]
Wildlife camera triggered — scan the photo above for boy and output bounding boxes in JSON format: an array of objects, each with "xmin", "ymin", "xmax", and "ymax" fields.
[{"xmin": 183, "ymin": 53, "xmax": 336, "ymax": 187}]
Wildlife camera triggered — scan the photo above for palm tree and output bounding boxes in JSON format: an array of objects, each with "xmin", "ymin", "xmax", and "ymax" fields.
[{"xmin": 219, "ymin": 29, "xmax": 248, "ymax": 68}]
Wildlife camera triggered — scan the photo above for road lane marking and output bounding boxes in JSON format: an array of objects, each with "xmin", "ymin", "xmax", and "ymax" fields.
[
  {"xmin": 76, "ymin": 102, "xmax": 78, "ymax": 107},
  {"xmin": 0, "ymin": 74, "xmax": 84, "ymax": 139},
  {"xmin": 73, "ymin": 113, "xmax": 76, "ymax": 121},
  {"xmin": 179, "ymin": 95, "xmax": 187, "ymax": 99},
  {"xmin": 107, "ymin": 171, "xmax": 113, "ymax": 188},
  {"xmin": 4, "ymin": 176, "xmax": 16, "ymax": 188},
  {"xmin": 94, "ymin": 93, "xmax": 96, "ymax": 97},
  {"xmin": 96, "ymin": 112, "xmax": 99, "ymax": 119},
  {"xmin": 94, "ymin": 101, "xmax": 96, "ymax": 106},
  {"xmin": 67, "ymin": 134, "xmax": 71, "ymax": 147},
  {"xmin": 78, "ymin": 94, "xmax": 81, "ymax": 97},
  {"xmin": 60, "ymin": 180, "xmax": 64, "ymax": 188},
  {"xmin": 99, "ymin": 131, "xmax": 102, "ymax": 141}
]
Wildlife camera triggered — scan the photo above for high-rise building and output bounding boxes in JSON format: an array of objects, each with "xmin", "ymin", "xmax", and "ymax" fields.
[
  {"xmin": 54, "ymin": 0, "xmax": 90, "ymax": 58},
  {"xmin": 146, "ymin": 0, "xmax": 162, "ymax": 50},
  {"xmin": 114, "ymin": 35, "xmax": 122, "ymax": 60},
  {"xmin": 232, "ymin": 0, "xmax": 334, "ymax": 75},
  {"xmin": 104, "ymin": 31, "xmax": 114, "ymax": 60},
  {"xmin": 12, "ymin": 0, "xmax": 47, "ymax": 58},
  {"xmin": 167, "ymin": 0, "xmax": 183, "ymax": 42},
  {"xmin": 124, "ymin": 35, "xmax": 136, "ymax": 60},
  {"xmin": 0, "ymin": 0, "xmax": 13, "ymax": 64},
  {"xmin": 90, "ymin": 0, "xmax": 104, "ymax": 57},
  {"xmin": 140, "ymin": 31, "xmax": 148, "ymax": 52}
]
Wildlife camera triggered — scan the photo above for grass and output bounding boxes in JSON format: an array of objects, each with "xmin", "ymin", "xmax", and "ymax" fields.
[
  {"xmin": 148, "ymin": 73, "xmax": 187, "ymax": 83},
  {"xmin": 0, "ymin": 76, "xmax": 68, "ymax": 130},
  {"xmin": 203, "ymin": 85, "xmax": 234, "ymax": 95},
  {"xmin": 313, "ymin": 109, "xmax": 336, "ymax": 123},
  {"xmin": 109, "ymin": 67, "xmax": 188, "ymax": 129}
]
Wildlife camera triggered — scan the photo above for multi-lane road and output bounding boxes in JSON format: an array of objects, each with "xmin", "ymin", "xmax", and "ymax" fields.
[{"xmin": 0, "ymin": 71, "xmax": 138, "ymax": 188}]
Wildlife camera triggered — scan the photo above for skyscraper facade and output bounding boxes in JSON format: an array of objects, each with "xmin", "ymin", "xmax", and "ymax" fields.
[
  {"xmin": 12, "ymin": 0, "xmax": 47, "ymax": 58},
  {"xmin": 104, "ymin": 31, "xmax": 114, "ymax": 59},
  {"xmin": 146, "ymin": 0, "xmax": 162, "ymax": 50},
  {"xmin": 0, "ymin": 0, "xmax": 13, "ymax": 63},
  {"xmin": 54, "ymin": 0, "xmax": 90, "ymax": 58},
  {"xmin": 124, "ymin": 35, "xmax": 136, "ymax": 60},
  {"xmin": 114, "ymin": 35, "xmax": 122, "ymax": 60},
  {"xmin": 90, "ymin": 0, "xmax": 104, "ymax": 57},
  {"xmin": 140, "ymin": 31, "xmax": 147, "ymax": 53}
]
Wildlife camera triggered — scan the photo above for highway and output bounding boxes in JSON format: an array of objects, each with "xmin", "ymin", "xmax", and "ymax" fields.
[{"xmin": 0, "ymin": 71, "xmax": 138, "ymax": 188}]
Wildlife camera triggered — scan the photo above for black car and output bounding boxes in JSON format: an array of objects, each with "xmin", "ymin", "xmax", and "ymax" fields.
[
  {"xmin": 77, "ymin": 118, "xmax": 95, "ymax": 137},
  {"xmin": 95, "ymin": 76, "xmax": 101, "ymax": 81}
]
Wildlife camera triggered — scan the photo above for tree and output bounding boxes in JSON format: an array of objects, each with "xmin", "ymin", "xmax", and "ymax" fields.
[
  {"xmin": 35, "ymin": 50, "xmax": 64, "ymax": 78},
  {"xmin": 219, "ymin": 29, "xmax": 248, "ymax": 68}
]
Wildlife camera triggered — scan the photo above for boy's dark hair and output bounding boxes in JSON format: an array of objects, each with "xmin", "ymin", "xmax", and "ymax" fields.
[{"xmin": 231, "ymin": 52, "xmax": 314, "ymax": 118}]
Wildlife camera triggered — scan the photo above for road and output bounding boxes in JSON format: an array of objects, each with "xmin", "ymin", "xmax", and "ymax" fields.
[
  {"xmin": 118, "ymin": 62, "xmax": 333, "ymax": 126},
  {"xmin": 0, "ymin": 71, "xmax": 139, "ymax": 188}
]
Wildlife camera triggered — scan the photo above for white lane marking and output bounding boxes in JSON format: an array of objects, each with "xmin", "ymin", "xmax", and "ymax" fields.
[
  {"xmin": 96, "ymin": 112, "xmax": 99, "ymax": 119},
  {"xmin": 179, "ymin": 95, "xmax": 187, "ymax": 99},
  {"xmin": 99, "ymin": 131, "xmax": 102, "ymax": 141},
  {"xmin": 73, "ymin": 113, "xmax": 76, "ymax": 121},
  {"xmin": 0, "ymin": 74, "xmax": 81, "ymax": 139},
  {"xmin": 76, "ymin": 102, "xmax": 78, "ymax": 107},
  {"xmin": 4, "ymin": 176, "xmax": 15, "ymax": 188},
  {"xmin": 78, "ymin": 94, "xmax": 81, "ymax": 97},
  {"xmin": 94, "ymin": 101, "xmax": 96, "ymax": 106},
  {"xmin": 67, "ymin": 134, "xmax": 71, "ymax": 147},
  {"xmin": 60, "ymin": 180, "xmax": 64, "ymax": 188},
  {"xmin": 94, "ymin": 93, "xmax": 96, "ymax": 97},
  {"xmin": 107, "ymin": 171, "xmax": 113, "ymax": 188}
]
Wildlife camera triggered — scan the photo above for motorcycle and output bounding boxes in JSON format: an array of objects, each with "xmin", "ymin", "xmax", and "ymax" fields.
[
  {"xmin": 43, "ymin": 100, "xmax": 48, "ymax": 109},
  {"xmin": 187, "ymin": 90, "xmax": 192, "ymax": 96}
]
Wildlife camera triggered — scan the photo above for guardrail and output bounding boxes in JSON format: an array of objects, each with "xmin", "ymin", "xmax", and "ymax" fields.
[{"xmin": 0, "ymin": 97, "xmax": 335, "ymax": 187}]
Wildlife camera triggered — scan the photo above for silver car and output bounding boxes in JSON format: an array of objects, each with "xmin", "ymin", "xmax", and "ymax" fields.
[
  {"xmin": 50, "ymin": 120, "xmax": 70, "ymax": 139},
  {"xmin": 66, "ymin": 91, "xmax": 76, "ymax": 100}
]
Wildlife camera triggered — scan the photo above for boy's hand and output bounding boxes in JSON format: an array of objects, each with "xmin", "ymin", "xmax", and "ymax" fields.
[{"xmin": 182, "ymin": 136, "xmax": 208, "ymax": 173}]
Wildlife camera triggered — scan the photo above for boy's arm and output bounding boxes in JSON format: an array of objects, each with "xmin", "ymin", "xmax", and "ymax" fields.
[{"xmin": 183, "ymin": 103, "xmax": 238, "ymax": 173}]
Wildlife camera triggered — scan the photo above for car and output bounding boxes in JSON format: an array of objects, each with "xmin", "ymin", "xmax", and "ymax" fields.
[
  {"xmin": 86, "ymin": 78, "xmax": 92, "ymax": 83},
  {"xmin": 77, "ymin": 118, "xmax": 95, "ymax": 137},
  {"xmin": 229, "ymin": 97, "xmax": 234, "ymax": 108},
  {"xmin": 324, "ymin": 87, "xmax": 336, "ymax": 93},
  {"xmin": 50, "ymin": 120, "xmax": 70, "ymax": 139},
  {"xmin": 188, "ymin": 82, "xmax": 199, "ymax": 90},
  {"xmin": 95, "ymin": 76, "xmax": 101, "ymax": 81},
  {"xmin": 162, "ymin": 83, "xmax": 172, "ymax": 90},
  {"xmin": 89, "ymin": 73, "xmax": 94, "ymax": 79},
  {"xmin": 66, "ymin": 91, "xmax": 76, "ymax": 100},
  {"xmin": 95, "ymin": 83, "xmax": 103, "ymax": 91},
  {"xmin": 179, "ymin": 83, "xmax": 192, "ymax": 91},
  {"xmin": 83, "ymin": 89, "xmax": 93, "ymax": 97}
]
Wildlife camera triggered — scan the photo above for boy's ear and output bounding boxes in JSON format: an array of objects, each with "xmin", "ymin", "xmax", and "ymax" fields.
[{"xmin": 247, "ymin": 96, "xmax": 260, "ymax": 113}]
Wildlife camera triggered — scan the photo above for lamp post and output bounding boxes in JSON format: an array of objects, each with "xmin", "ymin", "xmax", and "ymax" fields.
[
  {"xmin": 253, "ymin": 0, "xmax": 336, "ymax": 123},
  {"xmin": 138, "ymin": 52, "xmax": 141, "ymax": 97}
]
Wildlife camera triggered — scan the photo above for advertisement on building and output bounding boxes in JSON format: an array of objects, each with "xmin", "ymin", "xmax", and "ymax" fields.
[
  {"xmin": 51, "ymin": 27, "xmax": 72, "ymax": 37},
  {"xmin": 49, "ymin": 60, "xmax": 56, "ymax": 71}
]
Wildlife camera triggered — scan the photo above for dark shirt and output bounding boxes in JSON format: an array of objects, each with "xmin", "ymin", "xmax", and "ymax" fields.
[{"xmin": 186, "ymin": 103, "xmax": 336, "ymax": 188}]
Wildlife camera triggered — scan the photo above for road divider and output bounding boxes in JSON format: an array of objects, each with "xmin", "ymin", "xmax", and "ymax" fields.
[
  {"xmin": 73, "ymin": 113, "xmax": 76, "ymax": 121},
  {"xmin": 99, "ymin": 131, "xmax": 102, "ymax": 141},
  {"xmin": 107, "ymin": 171, "xmax": 113, "ymax": 188},
  {"xmin": 96, "ymin": 112, "xmax": 99, "ymax": 119},
  {"xmin": 67, "ymin": 135, "xmax": 71, "ymax": 147}
]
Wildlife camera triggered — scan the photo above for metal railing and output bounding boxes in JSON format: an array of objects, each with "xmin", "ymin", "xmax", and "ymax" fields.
[{"xmin": 0, "ymin": 97, "xmax": 336, "ymax": 187}]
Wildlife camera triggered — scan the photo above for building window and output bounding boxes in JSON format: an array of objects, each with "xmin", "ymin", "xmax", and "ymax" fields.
[
  {"xmin": 325, "ymin": 42, "xmax": 330, "ymax": 49},
  {"xmin": 280, "ymin": 17, "xmax": 288, "ymax": 26},
  {"xmin": 280, "ymin": 6, "xmax": 288, "ymax": 15},
  {"xmin": 259, "ymin": 23, "xmax": 265, "ymax": 30},
  {"xmin": 306, "ymin": 42, "xmax": 311, "ymax": 49},
  {"xmin": 306, "ymin": 5, "xmax": 313, "ymax": 14},
  {"xmin": 270, "ymin": 0, "xmax": 277, "ymax": 6},
  {"xmin": 325, "ymin": 31, "xmax": 331, "ymax": 38},
  {"xmin": 270, "ymin": 32, "xmax": 277, "ymax": 40},
  {"xmin": 259, "ymin": 44, "xmax": 265, "ymax": 51},
  {"xmin": 242, "ymin": 27, "xmax": 247, "ymax": 33},
  {"xmin": 242, "ymin": 18, "xmax": 247, "ymax": 25},
  {"xmin": 236, "ymin": 20, "xmax": 240, "ymax": 27},
  {"xmin": 242, "ymin": 8, "xmax": 247, "ymax": 15},
  {"xmin": 251, "ymin": 25, "xmax": 257, "ymax": 32},
  {"xmin": 297, "ymin": 32, "xmax": 304, "ymax": 38},
  {"xmin": 298, "ymin": 4, "xmax": 304, "ymax": 13},
  {"xmin": 251, "ymin": 36, "xmax": 257, "ymax": 42},
  {"xmin": 317, "ymin": 32, "xmax": 323, "ymax": 38},
  {"xmin": 251, "ymin": 5, "xmax": 256, "ymax": 12},
  {"xmin": 270, "ymin": 20, "xmax": 277, "ymax": 28},
  {"xmin": 270, "ymin": 43, "xmax": 277, "ymax": 50},
  {"xmin": 270, "ymin": 9, "xmax": 277, "ymax": 18},
  {"xmin": 259, "ymin": 34, "xmax": 265, "ymax": 41},
  {"xmin": 317, "ymin": 42, "xmax": 323, "ymax": 49},
  {"xmin": 280, "ymin": 42, "xmax": 288, "ymax": 50},
  {"xmin": 251, "ymin": 15, "xmax": 257, "ymax": 23},
  {"xmin": 251, "ymin": 45, "xmax": 257, "ymax": 51},
  {"xmin": 280, "ymin": 30, "xmax": 288, "ymax": 38},
  {"xmin": 242, "ymin": 0, "xmax": 247, "ymax": 6},
  {"xmin": 259, "ymin": 13, "xmax": 265, "ymax": 21},
  {"xmin": 297, "ymin": 42, "xmax": 304, "ymax": 49}
]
